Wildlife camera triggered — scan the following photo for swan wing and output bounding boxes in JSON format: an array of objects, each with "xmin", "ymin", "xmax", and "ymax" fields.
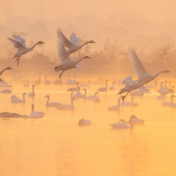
[
  {"xmin": 57, "ymin": 29, "xmax": 74, "ymax": 48},
  {"xmin": 128, "ymin": 48, "xmax": 150, "ymax": 79},
  {"xmin": 13, "ymin": 35, "xmax": 27, "ymax": 48},
  {"xmin": 122, "ymin": 75, "xmax": 135, "ymax": 87},
  {"xmin": 57, "ymin": 40, "xmax": 73, "ymax": 64},
  {"xmin": 70, "ymin": 33, "xmax": 79, "ymax": 46},
  {"xmin": 7, "ymin": 38, "xmax": 25, "ymax": 49}
]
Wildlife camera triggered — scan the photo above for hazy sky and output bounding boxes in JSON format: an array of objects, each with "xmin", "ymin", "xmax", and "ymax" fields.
[{"xmin": 0, "ymin": 0, "xmax": 176, "ymax": 22}]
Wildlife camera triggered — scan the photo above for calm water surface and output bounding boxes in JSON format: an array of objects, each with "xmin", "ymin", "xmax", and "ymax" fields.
[{"xmin": 0, "ymin": 81, "xmax": 176, "ymax": 176}]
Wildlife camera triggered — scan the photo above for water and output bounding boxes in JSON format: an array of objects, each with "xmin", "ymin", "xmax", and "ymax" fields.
[{"xmin": 0, "ymin": 81, "xmax": 176, "ymax": 176}]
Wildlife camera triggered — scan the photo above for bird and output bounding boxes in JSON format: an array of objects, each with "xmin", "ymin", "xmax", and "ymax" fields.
[
  {"xmin": 108, "ymin": 96, "xmax": 122, "ymax": 110},
  {"xmin": 0, "ymin": 112, "xmax": 26, "ymax": 118},
  {"xmin": 110, "ymin": 115, "xmax": 137, "ymax": 129},
  {"xmin": 0, "ymin": 89, "xmax": 12, "ymax": 93},
  {"xmin": 45, "ymin": 75, "xmax": 52, "ymax": 84},
  {"xmin": 35, "ymin": 72, "xmax": 41, "ymax": 84},
  {"xmin": 161, "ymin": 95, "xmax": 175, "ymax": 107},
  {"xmin": 80, "ymin": 80, "xmax": 90, "ymax": 87},
  {"xmin": 78, "ymin": 119, "xmax": 91, "ymax": 126},
  {"xmin": 145, "ymin": 79, "xmax": 158, "ymax": 89},
  {"xmin": 57, "ymin": 28, "xmax": 95, "ymax": 56},
  {"xmin": 121, "ymin": 95, "xmax": 138, "ymax": 107},
  {"xmin": 24, "ymin": 79, "xmax": 29, "ymax": 87},
  {"xmin": 157, "ymin": 82, "xmax": 169, "ymax": 94},
  {"xmin": 45, "ymin": 95, "xmax": 62, "ymax": 107},
  {"xmin": 86, "ymin": 91, "xmax": 99, "ymax": 100},
  {"xmin": 109, "ymin": 82, "xmax": 116, "ymax": 90},
  {"xmin": 67, "ymin": 82, "xmax": 79, "ymax": 92},
  {"xmin": 55, "ymin": 40, "xmax": 91, "ymax": 78},
  {"xmin": 98, "ymin": 79, "xmax": 109, "ymax": 92},
  {"xmin": 67, "ymin": 75, "xmax": 77, "ymax": 85},
  {"xmin": 27, "ymin": 104, "xmax": 45, "ymax": 118},
  {"xmin": 28, "ymin": 84, "xmax": 35, "ymax": 97},
  {"xmin": 57, "ymin": 97, "xmax": 76, "ymax": 110},
  {"xmin": 122, "ymin": 116, "xmax": 145, "ymax": 124},
  {"xmin": 168, "ymin": 86, "xmax": 175, "ymax": 94},
  {"xmin": 73, "ymin": 87, "xmax": 85, "ymax": 98},
  {"xmin": 0, "ymin": 67, "xmax": 13, "ymax": 76},
  {"xmin": 11, "ymin": 93, "xmax": 27, "ymax": 103},
  {"xmin": 7, "ymin": 35, "xmax": 45, "ymax": 66},
  {"xmin": 117, "ymin": 49, "xmax": 169, "ymax": 100}
]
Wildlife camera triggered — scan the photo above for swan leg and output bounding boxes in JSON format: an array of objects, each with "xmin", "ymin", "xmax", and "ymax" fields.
[
  {"xmin": 122, "ymin": 92, "xmax": 129, "ymax": 100},
  {"xmin": 15, "ymin": 57, "xmax": 20, "ymax": 66},
  {"xmin": 59, "ymin": 70, "xmax": 65, "ymax": 79}
]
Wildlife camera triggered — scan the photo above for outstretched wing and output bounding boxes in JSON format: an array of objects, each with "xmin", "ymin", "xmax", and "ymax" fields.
[
  {"xmin": 122, "ymin": 75, "xmax": 135, "ymax": 87},
  {"xmin": 7, "ymin": 38, "xmax": 25, "ymax": 49},
  {"xmin": 57, "ymin": 40, "xmax": 72, "ymax": 64},
  {"xmin": 57, "ymin": 29, "xmax": 74, "ymax": 48},
  {"xmin": 128, "ymin": 48, "xmax": 150, "ymax": 79},
  {"xmin": 70, "ymin": 33, "xmax": 79, "ymax": 46},
  {"xmin": 13, "ymin": 35, "xmax": 27, "ymax": 48}
]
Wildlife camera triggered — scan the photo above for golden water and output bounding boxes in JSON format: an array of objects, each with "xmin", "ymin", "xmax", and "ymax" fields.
[{"xmin": 0, "ymin": 81, "xmax": 176, "ymax": 176}]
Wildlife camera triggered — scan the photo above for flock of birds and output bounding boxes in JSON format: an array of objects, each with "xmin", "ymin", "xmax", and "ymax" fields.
[{"xmin": 0, "ymin": 28, "xmax": 172, "ymax": 129}]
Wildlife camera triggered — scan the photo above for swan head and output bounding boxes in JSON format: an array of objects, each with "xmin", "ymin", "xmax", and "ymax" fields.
[
  {"xmin": 5, "ymin": 67, "xmax": 13, "ymax": 70},
  {"xmin": 106, "ymin": 79, "xmax": 109, "ymax": 82},
  {"xmin": 37, "ymin": 41, "xmax": 45, "ymax": 44},
  {"xmin": 23, "ymin": 93, "xmax": 27, "ymax": 95},
  {"xmin": 89, "ymin": 40, "xmax": 96, "ymax": 43},
  {"xmin": 83, "ymin": 56, "xmax": 91, "ymax": 59},
  {"xmin": 163, "ymin": 70, "xmax": 170, "ymax": 73},
  {"xmin": 130, "ymin": 115, "xmax": 137, "ymax": 119},
  {"xmin": 32, "ymin": 84, "xmax": 35, "ymax": 87},
  {"xmin": 45, "ymin": 95, "xmax": 49, "ymax": 98}
]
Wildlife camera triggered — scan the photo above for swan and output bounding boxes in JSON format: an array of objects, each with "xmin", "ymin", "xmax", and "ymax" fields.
[
  {"xmin": 28, "ymin": 104, "xmax": 45, "ymax": 118},
  {"xmin": 45, "ymin": 75, "xmax": 52, "ymax": 84},
  {"xmin": 110, "ymin": 115, "xmax": 137, "ymax": 129},
  {"xmin": 0, "ymin": 89, "xmax": 12, "ymax": 93},
  {"xmin": 78, "ymin": 119, "xmax": 91, "ymax": 126},
  {"xmin": 161, "ymin": 95, "xmax": 175, "ymax": 107},
  {"xmin": 35, "ymin": 72, "xmax": 41, "ymax": 84},
  {"xmin": 24, "ymin": 79, "xmax": 29, "ymax": 87},
  {"xmin": 168, "ymin": 86, "xmax": 175, "ymax": 93},
  {"xmin": 121, "ymin": 95, "xmax": 138, "ymax": 107},
  {"xmin": 157, "ymin": 82, "xmax": 169, "ymax": 94},
  {"xmin": 45, "ymin": 95, "xmax": 62, "ymax": 107},
  {"xmin": 0, "ymin": 67, "xmax": 13, "ymax": 76},
  {"xmin": 123, "ymin": 116, "xmax": 145, "ymax": 124},
  {"xmin": 108, "ymin": 96, "xmax": 122, "ymax": 110},
  {"xmin": 57, "ymin": 28, "xmax": 95, "ymax": 56},
  {"xmin": 80, "ymin": 80, "xmax": 90, "ymax": 87},
  {"xmin": 86, "ymin": 91, "xmax": 99, "ymax": 100},
  {"xmin": 98, "ymin": 79, "xmax": 109, "ymax": 92},
  {"xmin": 55, "ymin": 40, "xmax": 91, "ymax": 78},
  {"xmin": 0, "ymin": 112, "xmax": 26, "ymax": 118},
  {"xmin": 7, "ymin": 35, "xmax": 45, "ymax": 66},
  {"xmin": 67, "ymin": 82, "xmax": 79, "ymax": 92},
  {"xmin": 57, "ymin": 97, "xmax": 76, "ymax": 110},
  {"xmin": 28, "ymin": 84, "xmax": 35, "ymax": 97},
  {"xmin": 53, "ymin": 77, "xmax": 62, "ymax": 85},
  {"xmin": 109, "ymin": 82, "xmax": 116, "ymax": 90},
  {"xmin": 73, "ymin": 87, "xmax": 85, "ymax": 98},
  {"xmin": 117, "ymin": 49, "xmax": 169, "ymax": 100},
  {"xmin": 11, "ymin": 93, "xmax": 27, "ymax": 103},
  {"xmin": 145, "ymin": 79, "xmax": 158, "ymax": 89},
  {"xmin": 93, "ymin": 94, "xmax": 100, "ymax": 102}
]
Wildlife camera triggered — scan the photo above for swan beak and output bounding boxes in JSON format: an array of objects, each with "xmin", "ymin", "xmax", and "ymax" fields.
[
  {"xmin": 24, "ymin": 93, "xmax": 27, "ymax": 95},
  {"xmin": 73, "ymin": 98, "xmax": 76, "ymax": 101}
]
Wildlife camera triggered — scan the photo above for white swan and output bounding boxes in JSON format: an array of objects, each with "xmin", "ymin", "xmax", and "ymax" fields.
[
  {"xmin": 157, "ymin": 82, "xmax": 169, "ymax": 94},
  {"xmin": 0, "ymin": 67, "xmax": 13, "ymax": 76},
  {"xmin": 45, "ymin": 75, "xmax": 52, "ymax": 84},
  {"xmin": 28, "ymin": 84, "xmax": 35, "ymax": 97},
  {"xmin": 78, "ymin": 119, "xmax": 91, "ymax": 126},
  {"xmin": 7, "ymin": 35, "xmax": 45, "ymax": 66},
  {"xmin": 168, "ymin": 86, "xmax": 175, "ymax": 94},
  {"xmin": 80, "ymin": 80, "xmax": 90, "ymax": 87},
  {"xmin": 108, "ymin": 96, "xmax": 122, "ymax": 110},
  {"xmin": 57, "ymin": 28, "xmax": 95, "ymax": 56},
  {"xmin": 28, "ymin": 104, "xmax": 45, "ymax": 118},
  {"xmin": 24, "ymin": 79, "xmax": 29, "ymax": 87},
  {"xmin": 73, "ymin": 87, "xmax": 85, "ymax": 98},
  {"xmin": 161, "ymin": 95, "xmax": 175, "ymax": 107},
  {"xmin": 55, "ymin": 38, "xmax": 92, "ymax": 78},
  {"xmin": 57, "ymin": 97, "xmax": 76, "ymax": 110},
  {"xmin": 123, "ymin": 116, "xmax": 145, "ymax": 124},
  {"xmin": 45, "ymin": 95, "xmax": 62, "ymax": 107},
  {"xmin": 86, "ymin": 91, "xmax": 99, "ymax": 100},
  {"xmin": 67, "ymin": 82, "xmax": 79, "ymax": 92},
  {"xmin": 35, "ymin": 72, "xmax": 41, "ymax": 84},
  {"xmin": 145, "ymin": 79, "xmax": 158, "ymax": 89},
  {"xmin": 110, "ymin": 115, "xmax": 137, "ymax": 129},
  {"xmin": 117, "ymin": 49, "xmax": 169, "ymax": 100},
  {"xmin": 121, "ymin": 95, "xmax": 138, "ymax": 107},
  {"xmin": 98, "ymin": 79, "xmax": 109, "ymax": 92},
  {"xmin": 109, "ymin": 82, "xmax": 116, "ymax": 90},
  {"xmin": 11, "ymin": 93, "xmax": 27, "ymax": 103}
]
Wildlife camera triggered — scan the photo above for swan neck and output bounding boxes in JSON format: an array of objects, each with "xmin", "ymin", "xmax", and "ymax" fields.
[
  {"xmin": 84, "ymin": 89, "xmax": 87, "ymax": 97},
  {"xmin": 130, "ymin": 117, "xmax": 134, "ymax": 129},
  {"xmin": 46, "ymin": 96, "xmax": 49, "ymax": 106},
  {"xmin": 23, "ymin": 94, "xmax": 25, "ymax": 103},
  {"xmin": 30, "ymin": 42, "xmax": 39, "ymax": 51}
]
